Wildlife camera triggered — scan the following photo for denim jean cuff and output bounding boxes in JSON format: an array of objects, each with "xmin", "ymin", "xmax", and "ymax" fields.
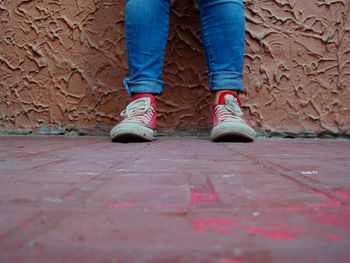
[
  {"xmin": 123, "ymin": 78, "xmax": 164, "ymax": 96},
  {"xmin": 208, "ymin": 71, "xmax": 244, "ymax": 93}
]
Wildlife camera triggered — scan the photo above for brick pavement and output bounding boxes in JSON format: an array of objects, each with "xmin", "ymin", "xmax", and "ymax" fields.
[{"xmin": 0, "ymin": 136, "xmax": 349, "ymax": 263}]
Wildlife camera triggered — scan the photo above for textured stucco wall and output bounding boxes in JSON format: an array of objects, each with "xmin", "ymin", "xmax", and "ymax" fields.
[{"xmin": 1, "ymin": 0, "xmax": 349, "ymax": 136}]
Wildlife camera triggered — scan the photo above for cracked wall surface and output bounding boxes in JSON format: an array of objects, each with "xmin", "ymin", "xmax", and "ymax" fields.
[{"xmin": 1, "ymin": 0, "xmax": 349, "ymax": 136}]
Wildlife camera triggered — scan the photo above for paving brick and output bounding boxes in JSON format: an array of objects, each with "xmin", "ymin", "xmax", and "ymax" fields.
[
  {"xmin": 268, "ymin": 158, "xmax": 350, "ymax": 189},
  {"xmin": 84, "ymin": 173, "xmax": 190, "ymax": 209},
  {"xmin": 0, "ymin": 181, "xmax": 76, "ymax": 204},
  {"xmin": 0, "ymin": 169, "xmax": 99, "ymax": 184},
  {"xmin": 0, "ymin": 206, "xmax": 41, "ymax": 240},
  {"xmin": 210, "ymin": 168, "xmax": 327, "ymax": 208}
]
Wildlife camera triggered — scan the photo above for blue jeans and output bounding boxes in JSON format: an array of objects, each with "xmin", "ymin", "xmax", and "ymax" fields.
[{"xmin": 124, "ymin": 0, "xmax": 245, "ymax": 96}]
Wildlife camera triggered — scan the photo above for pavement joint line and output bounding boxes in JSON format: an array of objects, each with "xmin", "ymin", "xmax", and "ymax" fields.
[
  {"xmin": 1, "ymin": 200, "xmax": 349, "ymax": 215},
  {"xmin": 1, "ymin": 140, "xmax": 110, "ymax": 171},
  {"xmin": 0, "ymin": 211, "xmax": 44, "ymax": 242},
  {"xmin": 0, "ymin": 210, "xmax": 69, "ymax": 255},
  {"xmin": 9, "ymin": 243, "xmax": 267, "ymax": 260},
  {"xmin": 59, "ymin": 175, "xmax": 116, "ymax": 203},
  {"xmin": 7, "ymin": 139, "xmax": 104, "ymax": 159},
  {"xmin": 59, "ymin": 142, "xmax": 151, "ymax": 203},
  {"xmin": 222, "ymin": 145, "xmax": 350, "ymax": 206},
  {"xmin": 0, "ymin": 178, "xmax": 84, "ymax": 185},
  {"xmin": 30, "ymin": 158, "xmax": 70, "ymax": 170},
  {"xmin": 189, "ymin": 175, "xmax": 221, "ymax": 208}
]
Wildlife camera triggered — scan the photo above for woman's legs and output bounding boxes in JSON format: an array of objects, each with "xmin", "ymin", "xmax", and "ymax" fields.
[
  {"xmin": 198, "ymin": 0, "xmax": 246, "ymax": 93},
  {"xmin": 112, "ymin": 0, "xmax": 254, "ymax": 142},
  {"xmin": 111, "ymin": 0, "xmax": 170, "ymax": 142},
  {"xmin": 124, "ymin": 0, "xmax": 171, "ymax": 96},
  {"xmin": 124, "ymin": 0, "xmax": 245, "ymax": 96},
  {"xmin": 198, "ymin": 0, "xmax": 255, "ymax": 141}
]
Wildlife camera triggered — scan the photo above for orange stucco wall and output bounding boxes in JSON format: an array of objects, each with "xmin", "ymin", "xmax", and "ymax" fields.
[{"xmin": 1, "ymin": 0, "xmax": 349, "ymax": 136}]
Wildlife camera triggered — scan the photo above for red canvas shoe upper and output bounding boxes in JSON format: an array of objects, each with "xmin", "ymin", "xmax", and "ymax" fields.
[
  {"xmin": 212, "ymin": 91, "xmax": 246, "ymax": 127},
  {"xmin": 120, "ymin": 94, "xmax": 157, "ymax": 129}
]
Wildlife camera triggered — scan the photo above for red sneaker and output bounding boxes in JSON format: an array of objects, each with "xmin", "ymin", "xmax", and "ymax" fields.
[
  {"xmin": 110, "ymin": 94, "xmax": 156, "ymax": 142},
  {"xmin": 210, "ymin": 92, "xmax": 256, "ymax": 142}
]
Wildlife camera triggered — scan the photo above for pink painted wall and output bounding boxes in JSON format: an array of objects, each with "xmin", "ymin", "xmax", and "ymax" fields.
[{"xmin": 1, "ymin": 0, "xmax": 349, "ymax": 136}]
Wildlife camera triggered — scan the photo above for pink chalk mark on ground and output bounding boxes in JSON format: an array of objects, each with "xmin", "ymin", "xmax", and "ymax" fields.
[
  {"xmin": 334, "ymin": 190, "xmax": 350, "ymax": 200},
  {"xmin": 241, "ymin": 225, "xmax": 297, "ymax": 241},
  {"xmin": 191, "ymin": 191, "xmax": 219, "ymax": 206},
  {"xmin": 327, "ymin": 234, "xmax": 342, "ymax": 242},
  {"xmin": 148, "ymin": 204, "xmax": 183, "ymax": 209},
  {"xmin": 313, "ymin": 191, "xmax": 330, "ymax": 200},
  {"xmin": 221, "ymin": 259, "xmax": 246, "ymax": 263},
  {"xmin": 191, "ymin": 218, "xmax": 298, "ymax": 241},
  {"xmin": 312, "ymin": 191, "xmax": 342, "ymax": 209},
  {"xmin": 192, "ymin": 218, "xmax": 236, "ymax": 233},
  {"xmin": 109, "ymin": 203, "xmax": 188, "ymax": 212},
  {"xmin": 310, "ymin": 191, "xmax": 350, "ymax": 231},
  {"xmin": 314, "ymin": 213, "xmax": 350, "ymax": 229},
  {"xmin": 109, "ymin": 203, "xmax": 137, "ymax": 209}
]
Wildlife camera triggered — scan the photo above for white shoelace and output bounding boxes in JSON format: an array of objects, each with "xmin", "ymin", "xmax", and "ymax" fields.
[
  {"xmin": 215, "ymin": 95, "xmax": 244, "ymax": 122},
  {"xmin": 120, "ymin": 98, "xmax": 154, "ymax": 124}
]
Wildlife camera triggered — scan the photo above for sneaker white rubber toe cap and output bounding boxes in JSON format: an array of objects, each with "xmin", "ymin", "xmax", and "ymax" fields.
[
  {"xmin": 110, "ymin": 122, "xmax": 155, "ymax": 142},
  {"xmin": 210, "ymin": 121, "xmax": 256, "ymax": 142}
]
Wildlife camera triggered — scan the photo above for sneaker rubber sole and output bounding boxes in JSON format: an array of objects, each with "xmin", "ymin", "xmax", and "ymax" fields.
[
  {"xmin": 110, "ymin": 122, "xmax": 155, "ymax": 142},
  {"xmin": 210, "ymin": 121, "xmax": 256, "ymax": 142}
]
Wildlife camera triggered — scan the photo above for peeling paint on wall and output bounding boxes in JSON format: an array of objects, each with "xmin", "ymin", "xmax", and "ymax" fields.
[{"xmin": 0, "ymin": 0, "xmax": 349, "ymax": 136}]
